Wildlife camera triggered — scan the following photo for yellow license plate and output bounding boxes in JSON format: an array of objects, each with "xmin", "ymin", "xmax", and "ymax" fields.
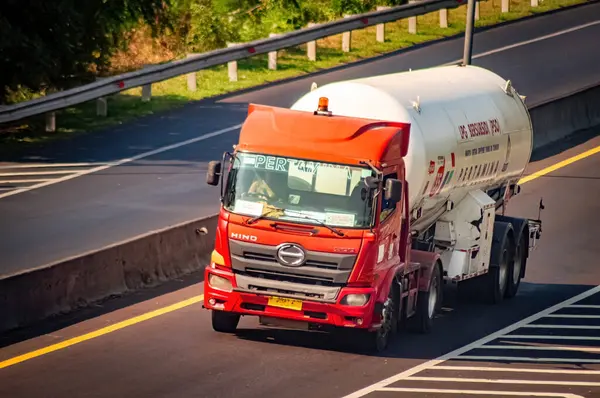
[{"xmin": 267, "ymin": 296, "xmax": 303, "ymax": 311}]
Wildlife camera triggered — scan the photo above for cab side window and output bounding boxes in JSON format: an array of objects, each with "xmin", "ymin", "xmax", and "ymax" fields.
[{"xmin": 380, "ymin": 172, "xmax": 399, "ymax": 223}]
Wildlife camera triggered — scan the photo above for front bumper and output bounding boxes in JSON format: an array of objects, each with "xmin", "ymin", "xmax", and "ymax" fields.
[{"xmin": 203, "ymin": 266, "xmax": 378, "ymax": 329}]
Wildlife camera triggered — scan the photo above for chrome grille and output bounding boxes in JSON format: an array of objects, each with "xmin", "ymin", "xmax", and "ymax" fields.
[{"xmin": 229, "ymin": 240, "xmax": 357, "ymax": 286}]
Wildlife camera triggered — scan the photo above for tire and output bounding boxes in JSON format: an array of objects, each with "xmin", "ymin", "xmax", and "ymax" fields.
[
  {"xmin": 505, "ymin": 231, "xmax": 525, "ymax": 299},
  {"xmin": 357, "ymin": 282, "xmax": 400, "ymax": 353},
  {"xmin": 409, "ymin": 263, "xmax": 442, "ymax": 334},
  {"xmin": 211, "ymin": 310, "xmax": 240, "ymax": 333},
  {"xmin": 482, "ymin": 222, "xmax": 514, "ymax": 305}
]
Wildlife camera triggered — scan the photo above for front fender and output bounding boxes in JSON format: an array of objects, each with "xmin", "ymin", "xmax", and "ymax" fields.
[
  {"xmin": 375, "ymin": 262, "xmax": 405, "ymax": 305},
  {"xmin": 411, "ymin": 250, "xmax": 441, "ymax": 292}
]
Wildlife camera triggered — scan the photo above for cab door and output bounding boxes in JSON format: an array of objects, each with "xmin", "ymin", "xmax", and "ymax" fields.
[{"xmin": 374, "ymin": 167, "xmax": 404, "ymax": 287}]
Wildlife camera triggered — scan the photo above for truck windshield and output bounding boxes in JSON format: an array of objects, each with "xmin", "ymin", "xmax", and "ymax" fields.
[{"xmin": 223, "ymin": 152, "xmax": 376, "ymax": 228}]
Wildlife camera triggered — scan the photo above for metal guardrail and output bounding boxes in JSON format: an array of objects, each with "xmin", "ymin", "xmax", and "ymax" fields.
[{"xmin": 0, "ymin": 0, "xmax": 474, "ymax": 124}]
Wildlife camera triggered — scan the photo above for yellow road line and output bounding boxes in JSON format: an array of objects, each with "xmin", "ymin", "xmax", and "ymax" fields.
[
  {"xmin": 1, "ymin": 144, "xmax": 600, "ymax": 371},
  {"xmin": 0, "ymin": 295, "xmax": 203, "ymax": 370},
  {"xmin": 519, "ymin": 145, "xmax": 600, "ymax": 184}
]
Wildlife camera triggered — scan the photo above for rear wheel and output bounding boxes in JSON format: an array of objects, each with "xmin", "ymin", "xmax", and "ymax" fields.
[
  {"xmin": 482, "ymin": 223, "xmax": 514, "ymax": 304},
  {"xmin": 211, "ymin": 310, "xmax": 240, "ymax": 333},
  {"xmin": 505, "ymin": 232, "xmax": 525, "ymax": 299}
]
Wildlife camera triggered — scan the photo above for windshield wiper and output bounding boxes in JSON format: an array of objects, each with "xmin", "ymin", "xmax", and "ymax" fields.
[
  {"xmin": 281, "ymin": 210, "xmax": 345, "ymax": 237},
  {"xmin": 246, "ymin": 205, "xmax": 286, "ymax": 225},
  {"xmin": 246, "ymin": 207, "xmax": 346, "ymax": 236}
]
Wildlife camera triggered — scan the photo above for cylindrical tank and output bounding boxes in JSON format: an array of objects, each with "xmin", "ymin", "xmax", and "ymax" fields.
[{"xmin": 289, "ymin": 65, "xmax": 533, "ymax": 225}]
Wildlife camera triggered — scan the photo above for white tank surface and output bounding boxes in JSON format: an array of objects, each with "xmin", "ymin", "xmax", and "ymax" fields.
[{"xmin": 290, "ymin": 65, "xmax": 533, "ymax": 229}]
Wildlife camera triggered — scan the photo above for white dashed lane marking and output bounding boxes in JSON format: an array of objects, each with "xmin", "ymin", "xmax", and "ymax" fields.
[
  {"xmin": 0, "ymin": 163, "xmax": 106, "ymax": 195},
  {"xmin": 343, "ymin": 285, "xmax": 600, "ymax": 398}
]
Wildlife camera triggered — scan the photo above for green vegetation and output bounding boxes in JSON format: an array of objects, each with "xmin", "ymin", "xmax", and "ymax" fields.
[{"xmin": 0, "ymin": 0, "xmax": 587, "ymax": 149}]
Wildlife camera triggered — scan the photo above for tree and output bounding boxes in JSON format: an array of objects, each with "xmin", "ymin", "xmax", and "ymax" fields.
[{"xmin": 0, "ymin": 0, "xmax": 169, "ymax": 104}]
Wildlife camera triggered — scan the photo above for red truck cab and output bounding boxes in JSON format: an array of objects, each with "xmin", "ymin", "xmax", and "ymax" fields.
[{"xmin": 202, "ymin": 99, "xmax": 442, "ymax": 352}]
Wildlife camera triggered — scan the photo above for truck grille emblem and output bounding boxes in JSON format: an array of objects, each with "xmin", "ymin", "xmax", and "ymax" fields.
[{"xmin": 276, "ymin": 243, "xmax": 306, "ymax": 267}]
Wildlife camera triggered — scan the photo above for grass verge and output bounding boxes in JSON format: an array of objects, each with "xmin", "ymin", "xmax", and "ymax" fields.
[{"xmin": 0, "ymin": 0, "xmax": 588, "ymax": 151}]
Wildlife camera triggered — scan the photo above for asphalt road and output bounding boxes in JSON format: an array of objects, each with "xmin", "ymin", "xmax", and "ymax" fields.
[
  {"xmin": 1, "ymin": 1, "xmax": 600, "ymax": 275},
  {"xmin": 1, "ymin": 132, "xmax": 599, "ymax": 397}
]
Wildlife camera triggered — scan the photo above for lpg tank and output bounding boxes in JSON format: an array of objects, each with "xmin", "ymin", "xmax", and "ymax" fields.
[{"xmin": 289, "ymin": 65, "xmax": 533, "ymax": 228}]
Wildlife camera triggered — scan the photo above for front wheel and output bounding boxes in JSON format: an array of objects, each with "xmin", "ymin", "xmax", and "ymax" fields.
[
  {"xmin": 409, "ymin": 263, "xmax": 441, "ymax": 334},
  {"xmin": 357, "ymin": 283, "xmax": 399, "ymax": 353},
  {"xmin": 211, "ymin": 310, "xmax": 240, "ymax": 333}
]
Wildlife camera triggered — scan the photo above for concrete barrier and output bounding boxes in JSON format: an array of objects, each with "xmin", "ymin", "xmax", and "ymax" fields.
[
  {"xmin": 529, "ymin": 84, "xmax": 600, "ymax": 151},
  {"xmin": 1, "ymin": 84, "xmax": 600, "ymax": 334},
  {"xmin": 0, "ymin": 214, "xmax": 218, "ymax": 333}
]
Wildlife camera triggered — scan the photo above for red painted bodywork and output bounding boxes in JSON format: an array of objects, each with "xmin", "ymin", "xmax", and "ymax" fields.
[{"xmin": 203, "ymin": 104, "xmax": 434, "ymax": 330}]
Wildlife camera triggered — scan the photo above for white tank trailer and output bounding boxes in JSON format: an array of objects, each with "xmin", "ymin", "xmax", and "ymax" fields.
[{"xmin": 291, "ymin": 64, "xmax": 543, "ymax": 301}]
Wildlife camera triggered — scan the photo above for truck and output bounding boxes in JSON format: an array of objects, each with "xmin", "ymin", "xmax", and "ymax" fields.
[{"xmin": 202, "ymin": 64, "xmax": 543, "ymax": 352}]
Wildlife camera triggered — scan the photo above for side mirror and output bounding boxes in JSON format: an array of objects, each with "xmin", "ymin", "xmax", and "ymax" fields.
[
  {"xmin": 384, "ymin": 178, "xmax": 402, "ymax": 203},
  {"xmin": 206, "ymin": 161, "xmax": 222, "ymax": 186}
]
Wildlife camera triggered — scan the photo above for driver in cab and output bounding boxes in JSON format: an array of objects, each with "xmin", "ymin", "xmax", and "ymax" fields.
[{"xmin": 246, "ymin": 169, "xmax": 287, "ymax": 217}]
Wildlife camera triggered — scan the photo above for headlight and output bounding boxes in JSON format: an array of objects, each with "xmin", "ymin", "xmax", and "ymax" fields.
[
  {"xmin": 341, "ymin": 293, "xmax": 371, "ymax": 306},
  {"xmin": 208, "ymin": 274, "xmax": 233, "ymax": 292}
]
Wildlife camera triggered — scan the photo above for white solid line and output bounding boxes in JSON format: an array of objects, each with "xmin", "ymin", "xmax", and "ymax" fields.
[
  {"xmin": 0, "ymin": 179, "xmax": 52, "ymax": 184},
  {"xmin": 569, "ymin": 305, "xmax": 600, "ymax": 309},
  {"xmin": 0, "ymin": 124, "xmax": 242, "ymax": 200},
  {"xmin": 432, "ymin": 365, "xmax": 600, "ymax": 374},
  {"xmin": 545, "ymin": 314, "xmax": 600, "ymax": 319},
  {"xmin": 479, "ymin": 345, "xmax": 600, "ymax": 353},
  {"xmin": 457, "ymin": 355, "xmax": 600, "ymax": 363},
  {"xmin": 500, "ymin": 334, "xmax": 600, "ymax": 341},
  {"xmin": 340, "ymin": 285, "xmax": 600, "ymax": 398},
  {"xmin": 0, "ymin": 162, "xmax": 105, "ymax": 169},
  {"xmin": 0, "ymin": 170, "xmax": 80, "ymax": 176},
  {"xmin": 522, "ymin": 324, "xmax": 600, "ymax": 329},
  {"xmin": 445, "ymin": 21, "xmax": 600, "ymax": 65},
  {"xmin": 405, "ymin": 376, "xmax": 600, "ymax": 387},
  {"xmin": 378, "ymin": 387, "xmax": 586, "ymax": 397}
]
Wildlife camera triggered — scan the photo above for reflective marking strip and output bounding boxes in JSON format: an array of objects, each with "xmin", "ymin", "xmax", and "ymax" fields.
[
  {"xmin": 432, "ymin": 366, "xmax": 600, "ymax": 374},
  {"xmin": 456, "ymin": 355, "xmax": 600, "ymax": 363},
  {"xmin": 500, "ymin": 334, "xmax": 600, "ymax": 341},
  {"xmin": 379, "ymin": 388, "xmax": 585, "ymax": 397},
  {"xmin": 404, "ymin": 376, "xmax": 600, "ymax": 386},
  {"xmin": 479, "ymin": 344, "xmax": 600, "ymax": 353},
  {"xmin": 522, "ymin": 324, "xmax": 600, "ymax": 329}
]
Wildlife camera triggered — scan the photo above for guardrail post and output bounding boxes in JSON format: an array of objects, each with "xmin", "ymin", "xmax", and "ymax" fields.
[
  {"xmin": 475, "ymin": 1, "xmax": 480, "ymax": 20},
  {"xmin": 227, "ymin": 43, "xmax": 239, "ymax": 81},
  {"xmin": 408, "ymin": 0, "xmax": 417, "ymax": 34},
  {"xmin": 531, "ymin": 0, "xmax": 538, "ymax": 7},
  {"xmin": 307, "ymin": 23, "xmax": 317, "ymax": 61},
  {"xmin": 342, "ymin": 15, "xmax": 352, "ymax": 52},
  {"xmin": 96, "ymin": 97, "xmax": 108, "ymax": 117},
  {"xmin": 268, "ymin": 33, "xmax": 280, "ymax": 70},
  {"xmin": 95, "ymin": 77, "xmax": 108, "ymax": 117},
  {"xmin": 141, "ymin": 64, "xmax": 152, "ymax": 102},
  {"xmin": 186, "ymin": 53, "xmax": 200, "ymax": 91},
  {"xmin": 502, "ymin": 0, "xmax": 510, "ymax": 13},
  {"xmin": 46, "ymin": 112, "xmax": 56, "ymax": 132},
  {"xmin": 376, "ymin": 6, "xmax": 390, "ymax": 42},
  {"xmin": 439, "ymin": 8, "xmax": 448, "ymax": 28}
]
